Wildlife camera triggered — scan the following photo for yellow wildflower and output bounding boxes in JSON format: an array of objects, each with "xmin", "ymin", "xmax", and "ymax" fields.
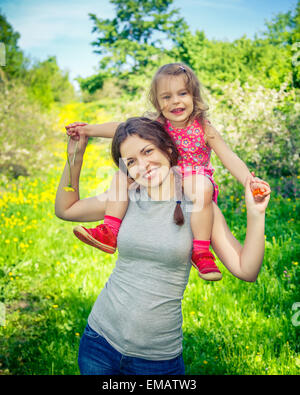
[{"xmin": 63, "ymin": 186, "xmax": 75, "ymax": 192}]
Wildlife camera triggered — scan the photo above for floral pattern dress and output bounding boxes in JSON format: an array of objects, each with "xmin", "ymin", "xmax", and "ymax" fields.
[{"xmin": 165, "ymin": 118, "xmax": 219, "ymax": 203}]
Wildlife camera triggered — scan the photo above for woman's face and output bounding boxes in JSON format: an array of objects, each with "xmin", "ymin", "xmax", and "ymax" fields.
[{"xmin": 120, "ymin": 135, "xmax": 172, "ymax": 188}]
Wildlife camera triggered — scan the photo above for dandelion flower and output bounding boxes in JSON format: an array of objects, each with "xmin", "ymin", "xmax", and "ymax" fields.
[{"xmin": 63, "ymin": 186, "xmax": 75, "ymax": 192}]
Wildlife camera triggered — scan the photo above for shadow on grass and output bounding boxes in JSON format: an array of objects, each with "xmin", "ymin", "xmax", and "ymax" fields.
[{"xmin": 1, "ymin": 289, "xmax": 95, "ymax": 375}]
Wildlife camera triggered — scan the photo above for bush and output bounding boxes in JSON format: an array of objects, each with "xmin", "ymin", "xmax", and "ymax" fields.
[
  {"xmin": 0, "ymin": 81, "xmax": 59, "ymax": 181},
  {"xmin": 206, "ymin": 80, "xmax": 299, "ymax": 197}
]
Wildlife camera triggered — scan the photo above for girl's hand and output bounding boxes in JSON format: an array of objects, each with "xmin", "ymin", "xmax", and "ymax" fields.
[
  {"xmin": 245, "ymin": 176, "xmax": 270, "ymax": 215},
  {"xmin": 65, "ymin": 122, "xmax": 89, "ymax": 140}
]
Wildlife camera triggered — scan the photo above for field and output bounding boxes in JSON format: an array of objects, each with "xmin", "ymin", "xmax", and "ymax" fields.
[{"xmin": 0, "ymin": 131, "xmax": 299, "ymax": 375}]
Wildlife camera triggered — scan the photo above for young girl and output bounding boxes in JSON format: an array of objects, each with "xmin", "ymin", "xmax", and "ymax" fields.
[{"xmin": 66, "ymin": 63, "xmax": 270, "ymax": 281}]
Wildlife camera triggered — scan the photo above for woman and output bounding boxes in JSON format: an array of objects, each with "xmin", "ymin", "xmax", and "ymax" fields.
[{"xmin": 55, "ymin": 117, "xmax": 270, "ymax": 375}]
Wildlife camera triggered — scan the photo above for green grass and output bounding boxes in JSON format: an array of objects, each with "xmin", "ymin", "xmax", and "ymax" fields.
[{"xmin": 0, "ymin": 141, "xmax": 299, "ymax": 375}]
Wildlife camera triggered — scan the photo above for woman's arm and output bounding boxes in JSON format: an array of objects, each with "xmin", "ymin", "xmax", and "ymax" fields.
[
  {"xmin": 211, "ymin": 177, "xmax": 270, "ymax": 282},
  {"xmin": 55, "ymin": 135, "xmax": 108, "ymax": 222}
]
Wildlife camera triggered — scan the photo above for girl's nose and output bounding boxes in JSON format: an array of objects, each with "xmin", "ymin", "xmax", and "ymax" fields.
[{"xmin": 172, "ymin": 95, "xmax": 180, "ymax": 105}]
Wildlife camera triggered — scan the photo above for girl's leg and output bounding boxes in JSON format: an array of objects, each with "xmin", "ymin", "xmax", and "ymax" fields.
[
  {"xmin": 183, "ymin": 174, "xmax": 222, "ymax": 281},
  {"xmin": 106, "ymin": 170, "xmax": 129, "ymax": 219},
  {"xmin": 73, "ymin": 171, "xmax": 129, "ymax": 253}
]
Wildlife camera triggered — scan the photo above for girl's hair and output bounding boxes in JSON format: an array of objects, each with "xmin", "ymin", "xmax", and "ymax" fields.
[
  {"xmin": 111, "ymin": 117, "xmax": 184, "ymax": 226},
  {"xmin": 148, "ymin": 63, "xmax": 209, "ymax": 129}
]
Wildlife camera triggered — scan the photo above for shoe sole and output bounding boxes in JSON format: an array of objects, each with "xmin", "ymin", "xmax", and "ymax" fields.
[
  {"xmin": 191, "ymin": 260, "xmax": 222, "ymax": 281},
  {"xmin": 73, "ymin": 226, "xmax": 116, "ymax": 254}
]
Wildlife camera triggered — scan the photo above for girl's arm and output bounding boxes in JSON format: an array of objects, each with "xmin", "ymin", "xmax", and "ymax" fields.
[
  {"xmin": 211, "ymin": 176, "xmax": 270, "ymax": 282},
  {"xmin": 206, "ymin": 123, "xmax": 252, "ymax": 186},
  {"xmin": 66, "ymin": 122, "xmax": 121, "ymax": 139},
  {"xmin": 55, "ymin": 134, "xmax": 108, "ymax": 222}
]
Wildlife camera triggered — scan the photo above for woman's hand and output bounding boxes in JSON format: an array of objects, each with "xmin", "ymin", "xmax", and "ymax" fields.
[
  {"xmin": 246, "ymin": 176, "xmax": 270, "ymax": 215},
  {"xmin": 250, "ymin": 172, "xmax": 271, "ymax": 201}
]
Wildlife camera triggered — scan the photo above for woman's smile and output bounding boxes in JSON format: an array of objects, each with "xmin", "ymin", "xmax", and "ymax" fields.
[
  {"xmin": 142, "ymin": 167, "xmax": 159, "ymax": 180},
  {"xmin": 120, "ymin": 135, "xmax": 174, "ymax": 196}
]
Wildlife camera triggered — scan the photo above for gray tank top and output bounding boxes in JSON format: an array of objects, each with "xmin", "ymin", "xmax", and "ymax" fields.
[{"xmin": 88, "ymin": 187, "xmax": 193, "ymax": 360}]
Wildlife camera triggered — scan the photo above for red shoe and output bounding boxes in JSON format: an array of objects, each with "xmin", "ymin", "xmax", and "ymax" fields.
[
  {"xmin": 191, "ymin": 250, "xmax": 222, "ymax": 281},
  {"xmin": 73, "ymin": 224, "xmax": 117, "ymax": 254}
]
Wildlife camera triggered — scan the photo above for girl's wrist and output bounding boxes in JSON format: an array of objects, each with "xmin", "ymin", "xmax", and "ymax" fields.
[{"xmin": 247, "ymin": 208, "xmax": 265, "ymax": 220}]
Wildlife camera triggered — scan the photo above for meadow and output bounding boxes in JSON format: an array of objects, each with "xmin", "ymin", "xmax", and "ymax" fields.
[{"xmin": 0, "ymin": 121, "xmax": 299, "ymax": 375}]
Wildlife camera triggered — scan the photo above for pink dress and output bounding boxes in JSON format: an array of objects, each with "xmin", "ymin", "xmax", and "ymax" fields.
[{"xmin": 164, "ymin": 118, "xmax": 219, "ymax": 203}]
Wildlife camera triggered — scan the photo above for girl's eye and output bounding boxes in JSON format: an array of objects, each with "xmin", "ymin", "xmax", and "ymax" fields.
[
  {"xmin": 145, "ymin": 149, "xmax": 153, "ymax": 155},
  {"xmin": 127, "ymin": 159, "xmax": 134, "ymax": 167},
  {"xmin": 162, "ymin": 96, "xmax": 170, "ymax": 100},
  {"xmin": 180, "ymin": 91, "xmax": 187, "ymax": 96}
]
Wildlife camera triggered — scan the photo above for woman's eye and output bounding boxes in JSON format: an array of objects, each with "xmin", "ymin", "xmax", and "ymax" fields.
[
  {"xmin": 145, "ymin": 149, "xmax": 153, "ymax": 155},
  {"xmin": 127, "ymin": 160, "xmax": 134, "ymax": 167}
]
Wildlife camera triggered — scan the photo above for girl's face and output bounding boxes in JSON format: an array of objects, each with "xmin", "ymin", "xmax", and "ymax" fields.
[
  {"xmin": 156, "ymin": 74, "xmax": 194, "ymax": 128},
  {"xmin": 120, "ymin": 135, "xmax": 172, "ymax": 189}
]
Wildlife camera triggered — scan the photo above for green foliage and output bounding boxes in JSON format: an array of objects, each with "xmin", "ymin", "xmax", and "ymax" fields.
[
  {"xmin": 0, "ymin": 81, "xmax": 60, "ymax": 181},
  {"xmin": 80, "ymin": 0, "xmax": 186, "ymax": 93},
  {"xmin": 172, "ymin": 30, "xmax": 292, "ymax": 90},
  {"xmin": 82, "ymin": 0, "xmax": 300, "ymax": 94},
  {"xmin": 206, "ymin": 80, "xmax": 299, "ymax": 193},
  {"xmin": 261, "ymin": 0, "xmax": 300, "ymax": 88},
  {"xmin": 0, "ymin": 12, "xmax": 76, "ymax": 109},
  {"xmin": 24, "ymin": 56, "xmax": 76, "ymax": 110},
  {"xmin": 77, "ymin": 72, "xmax": 108, "ymax": 94},
  {"xmin": 0, "ymin": 12, "xmax": 27, "ymax": 80}
]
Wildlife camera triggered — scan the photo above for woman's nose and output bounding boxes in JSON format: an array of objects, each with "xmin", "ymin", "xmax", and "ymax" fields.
[{"xmin": 137, "ymin": 157, "xmax": 149, "ymax": 170}]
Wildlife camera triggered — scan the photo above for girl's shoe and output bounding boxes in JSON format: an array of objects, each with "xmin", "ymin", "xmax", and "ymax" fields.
[
  {"xmin": 73, "ymin": 224, "xmax": 117, "ymax": 253},
  {"xmin": 191, "ymin": 250, "xmax": 222, "ymax": 281}
]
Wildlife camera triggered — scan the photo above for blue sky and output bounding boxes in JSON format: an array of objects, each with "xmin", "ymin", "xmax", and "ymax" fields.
[{"xmin": 0, "ymin": 0, "xmax": 297, "ymax": 88}]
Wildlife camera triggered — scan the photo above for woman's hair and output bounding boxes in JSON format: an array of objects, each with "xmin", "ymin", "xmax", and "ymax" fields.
[
  {"xmin": 148, "ymin": 63, "xmax": 209, "ymax": 128},
  {"xmin": 111, "ymin": 117, "xmax": 184, "ymax": 226}
]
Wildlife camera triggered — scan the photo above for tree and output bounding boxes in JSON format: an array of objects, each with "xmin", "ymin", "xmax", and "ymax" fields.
[
  {"xmin": 25, "ymin": 56, "xmax": 76, "ymax": 109},
  {"xmin": 80, "ymin": 0, "xmax": 187, "ymax": 93},
  {"xmin": 0, "ymin": 11, "xmax": 26, "ymax": 80},
  {"xmin": 261, "ymin": 0, "xmax": 300, "ymax": 87}
]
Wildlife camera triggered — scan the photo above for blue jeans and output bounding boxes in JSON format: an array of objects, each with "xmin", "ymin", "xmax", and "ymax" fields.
[{"xmin": 78, "ymin": 324, "xmax": 185, "ymax": 375}]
